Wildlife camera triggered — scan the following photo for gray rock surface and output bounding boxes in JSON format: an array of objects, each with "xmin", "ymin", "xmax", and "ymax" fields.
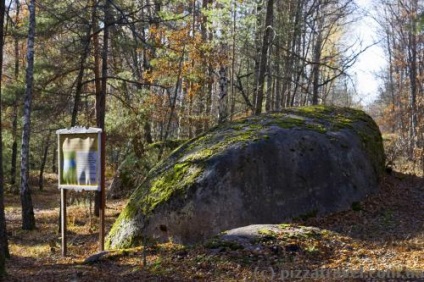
[
  {"xmin": 106, "ymin": 106, "xmax": 384, "ymax": 248},
  {"xmin": 215, "ymin": 224, "xmax": 322, "ymax": 249}
]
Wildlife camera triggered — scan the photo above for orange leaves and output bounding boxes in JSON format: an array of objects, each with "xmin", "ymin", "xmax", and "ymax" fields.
[
  {"xmin": 143, "ymin": 19, "xmax": 217, "ymax": 103},
  {"xmin": 187, "ymin": 83, "xmax": 201, "ymax": 99}
]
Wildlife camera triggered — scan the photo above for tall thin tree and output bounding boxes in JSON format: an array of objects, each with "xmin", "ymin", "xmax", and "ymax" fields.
[
  {"xmin": 94, "ymin": 0, "xmax": 110, "ymax": 217},
  {"xmin": 10, "ymin": 0, "xmax": 21, "ymax": 190},
  {"xmin": 255, "ymin": 0, "xmax": 274, "ymax": 115},
  {"xmin": 0, "ymin": 0, "xmax": 10, "ymax": 276},
  {"xmin": 20, "ymin": 0, "xmax": 36, "ymax": 230}
]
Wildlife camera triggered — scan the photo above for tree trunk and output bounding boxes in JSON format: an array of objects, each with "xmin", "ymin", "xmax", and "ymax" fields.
[
  {"xmin": 158, "ymin": 47, "xmax": 185, "ymax": 160},
  {"xmin": 0, "ymin": 0, "xmax": 10, "ymax": 275},
  {"xmin": 218, "ymin": 65, "xmax": 228, "ymax": 123},
  {"xmin": 289, "ymin": 0, "xmax": 305, "ymax": 107},
  {"xmin": 10, "ymin": 135, "xmax": 18, "ymax": 188},
  {"xmin": 274, "ymin": 30, "xmax": 282, "ymax": 111},
  {"xmin": 92, "ymin": 1, "xmax": 102, "ymax": 102},
  {"xmin": 94, "ymin": 0, "xmax": 110, "ymax": 217},
  {"xmin": 96, "ymin": 0, "xmax": 108, "ymax": 131},
  {"xmin": 255, "ymin": 0, "xmax": 274, "ymax": 115},
  {"xmin": 265, "ymin": 52, "xmax": 273, "ymax": 112},
  {"xmin": 201, "ymin": 0, "xmax": 213, "ymax": 131},
  {"xmin": 51, "ymin": 144, "xmax": 57, "ymax": 173},
  {"xmin": 10, "ymin": 0, "xmax": 21, "ymax": 190},
  {"xmin": 20, "ymin": 0, "xmax": 36, "ymax": 230},
  {"xmin": 312, "ymin": 3, "xmax": 323, "ymax": 106},
  {"xmin": 408, "ymin": 1, "xmax": 418, "ymax": 158},
  {"xmin": 71, "ymin": 11, "xmax": 93, "ymax": 127},
  {"xmin": 38, "ymin": 132, "xmax": 51, "ymax": 191},
  {"xmin": 229, "ymin": 0, "xmax": 237, "ymax": 120},
  {"xmin": 385, "ymin": 28, "xmax": 396, "ymax": 133},
  {"xmin": 252, "ymin": 1, "xmax": 263, "ymax": 111}
]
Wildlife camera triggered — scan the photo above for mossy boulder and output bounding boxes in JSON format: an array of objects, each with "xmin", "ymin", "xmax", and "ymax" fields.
[{"xmin": 106, "ymin": 106, "xmax": 384, "ymax": 248}]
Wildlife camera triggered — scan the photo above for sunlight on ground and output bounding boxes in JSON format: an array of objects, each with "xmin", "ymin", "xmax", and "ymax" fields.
[{"xmin": 3, "ymin": 167, "xmax": 424, "ymax": 281}]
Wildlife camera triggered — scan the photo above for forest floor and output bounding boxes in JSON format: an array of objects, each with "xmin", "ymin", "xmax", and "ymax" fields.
[{"xmin": 3, "ymin": 165, "xmax": 424, "ymax": 282}]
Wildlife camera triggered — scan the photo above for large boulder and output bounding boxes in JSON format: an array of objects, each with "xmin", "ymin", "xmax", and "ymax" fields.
[{"xmin": 106, "ymin": 106, "xmax": 384, "ymax": 248}]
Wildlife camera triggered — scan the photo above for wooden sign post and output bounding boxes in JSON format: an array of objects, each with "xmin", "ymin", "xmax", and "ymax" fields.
[{"xmin": 56, "ymin": 127, "xmax": 105, "ymax": 256}]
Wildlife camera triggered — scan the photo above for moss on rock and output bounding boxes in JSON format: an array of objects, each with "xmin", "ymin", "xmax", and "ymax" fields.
[{"xmin": 106, "ymin": 105, "xmax": 385, "ymax": 248}]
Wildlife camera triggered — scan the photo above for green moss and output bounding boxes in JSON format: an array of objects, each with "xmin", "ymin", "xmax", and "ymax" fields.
[
  {"xmin": 142, "ymin": 162, "xmax": 203, "ymax": 214},
  {"xmin": 279, "ymin": 223, "xmax": 292, "ymax": 229},
  {"xmin": 265, "ymin": 106, "xmax": 360, "ymax": 134},
  {"xmin": 283, "ymin": 105, "xmax": 384, "ymax": 176},
  {"xmin": 268, "ymin": 116, "xmax": 305, "ymax": 129},
  {"xmin": 105, "ymin": 194, "xmax": 143, "ymax": 249},
  {"xmin": 287, "ymin": 105, "xmax": 357, "ymax": 131},
  {"xmin": 108, "ymin": 105, "xmax": 385, "ymax": 249},
  {"xmin": 106, "ymin": 162, "xmax": 203, "ymax": 249},
  {"xmin": 305, "ymin": 122, "xmax": 327, "ymax": 133},
  {"xmin": 181, "ymin": 125, "xmax": 267, "ymax": 164},
  {"xmin": 183, "ymin": 149, "xmax": 214, "ymax": 162},
  {"xmin": 258, "ymin": 228, "xmax": 277, "ymax": 237},
  {"xmin": 171, "ymin": 106, "xmax": 376, "ymax": 167}
]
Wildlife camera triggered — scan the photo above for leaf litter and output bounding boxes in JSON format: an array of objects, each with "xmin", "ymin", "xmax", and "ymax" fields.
[{"xmin": 3, "ymin": 170, "xmax": 424, "ymax": 281}]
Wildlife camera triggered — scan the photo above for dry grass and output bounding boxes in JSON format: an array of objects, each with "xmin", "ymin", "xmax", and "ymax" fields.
[{"xmin": 3, "ymin": 167, "xmax": 424, "ymax": 281}]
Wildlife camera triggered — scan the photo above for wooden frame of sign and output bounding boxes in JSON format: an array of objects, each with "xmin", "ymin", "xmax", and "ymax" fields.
[{"xmin": 56, "ymin": 127, "xmax": 105, "ymax": 256}]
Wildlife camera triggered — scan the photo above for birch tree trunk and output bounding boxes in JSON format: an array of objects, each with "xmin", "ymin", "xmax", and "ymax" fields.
[{"xmin": 20, "ymin": 0, "xmax": 36, "ymax": 230}]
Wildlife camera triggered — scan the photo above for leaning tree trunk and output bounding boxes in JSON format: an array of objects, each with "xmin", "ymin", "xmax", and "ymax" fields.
[{"xmin": 20, "ymin": 0, "xmax": 36, "ymax": 230}]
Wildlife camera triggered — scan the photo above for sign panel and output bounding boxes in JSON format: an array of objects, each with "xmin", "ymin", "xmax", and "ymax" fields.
[{"xmin": 57, "ymin": 127, "xmax": 102, "ymax": 191}]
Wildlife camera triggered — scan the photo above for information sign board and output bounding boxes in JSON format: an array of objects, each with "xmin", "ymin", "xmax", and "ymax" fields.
[{"xmin": 56, "ymin": 127, "xmax": 102, "ymax": 191}]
